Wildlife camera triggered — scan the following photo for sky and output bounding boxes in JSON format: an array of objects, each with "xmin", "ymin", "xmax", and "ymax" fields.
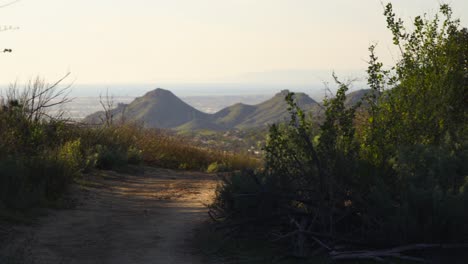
[{"xmin": 0, "ymin": 0, "xmax": 467, "ymax": 88}]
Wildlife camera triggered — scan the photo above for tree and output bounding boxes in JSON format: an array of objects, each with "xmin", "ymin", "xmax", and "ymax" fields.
[
  {"xmin": 364, "ymin": 3, "xmax": 467, "ymax": 156},
  {"xmin": 211, "ymin": 3, "xmax": 468, "ymax": 260}
]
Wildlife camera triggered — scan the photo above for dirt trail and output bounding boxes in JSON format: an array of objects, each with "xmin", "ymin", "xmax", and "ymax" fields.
[{"xmin": 1, "ymin": 167, "xmax": 217, "ymax": 264}]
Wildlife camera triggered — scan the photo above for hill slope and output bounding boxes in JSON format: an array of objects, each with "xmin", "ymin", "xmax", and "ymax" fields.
[
  {"xmin": 214, "ymin": 90, "xmax": 321, "ymax": 129},
  {"xmin": 344, "ymin": 89, "xmax": 371, "ymax": 107},
  {"xmin": 84, "ymin": 88, "xmax": 213, "ymax": 129}
]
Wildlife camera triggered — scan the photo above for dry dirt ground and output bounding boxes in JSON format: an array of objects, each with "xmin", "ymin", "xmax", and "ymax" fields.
[{"xmin": 0, "ymin": 167, "xmax": 218, "ymax": 264}]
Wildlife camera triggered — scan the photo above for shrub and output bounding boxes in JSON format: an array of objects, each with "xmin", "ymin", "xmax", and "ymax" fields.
[
  {"xmin": 0, "ymin": 155, "xmax": 73, "ymax": 209},
  {"xmin": 127, "ymin": 146, "xmax": 142, "ymax": 165},
  {"xmin": 206, "ymin": 162, "xmax": 225, "ymax": 173},
  {"xmin": 210, "ymin": 4, "xmax": 468, "ymax": 258},
  {"xmin": 212, "ymin": 170, "xmax": 280, "ymax": 222},
  {"xmin": 94, "ymin": 144, "xmax": 128, "ymax": 170},
  {"xmin": 58, "ymin": 139, "xmax": 83, "ymax": 175}
]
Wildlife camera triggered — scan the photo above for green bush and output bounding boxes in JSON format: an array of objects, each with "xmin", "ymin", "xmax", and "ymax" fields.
[
  {"xmin": 0, "ymin": 98, "xmax": 78, "ymax": 210},
  {"xmin": 206, "ymin": 162, "xmax": 228, "ymax": 173},
  {"xmin": 212, "ymin": 171, "xmax": 280, "ymax": 222},
  {"xmin": 211, "ymin": 3, "xmax": 468, "ymax": 254},
  {"xmin": 94, "ymin": 145, "xmax": 128, "ymax": 170},
  {"xmin": 0, "ymin": 155, "xmax": 73, "ymax": 209},
  {"xmin": 127, "ymin": 146, "xmax": 142, "ymax": 165},
  {"xmin": 58, "ymin": 139, "xmax": 83, "ymax": 176}
]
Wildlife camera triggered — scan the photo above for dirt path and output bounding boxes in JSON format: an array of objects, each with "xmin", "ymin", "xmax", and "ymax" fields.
[{"xmin": 1, "ymin": 167, "xmax": 217, "ymax": 264}]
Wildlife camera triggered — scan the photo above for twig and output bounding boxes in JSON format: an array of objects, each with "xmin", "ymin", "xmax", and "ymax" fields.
[
  {"xmin": 330, "ymin": 243, "xmax": 468, "ymax": 263},
  {"xmin": 0, "ymin": 0, "xmax": 20, "ymax": 8},
  {"xmin": 308, "ymin": 234, "xmax": 332, "ymax": 251}
]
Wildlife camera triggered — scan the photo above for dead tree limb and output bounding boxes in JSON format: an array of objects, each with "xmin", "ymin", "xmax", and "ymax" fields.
[{"xmin": 330, "ymin": 243, "xmax": 468, "ymax": 263}]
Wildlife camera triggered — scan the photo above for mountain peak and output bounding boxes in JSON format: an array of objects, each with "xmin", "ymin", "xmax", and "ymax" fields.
[
  {"xmin": 275, "ymin": 89, "xmax": 291, "ymax": 97},
  {"xmin": 143, "ymin": 88, "xmax": 175, "ymax": 98}
]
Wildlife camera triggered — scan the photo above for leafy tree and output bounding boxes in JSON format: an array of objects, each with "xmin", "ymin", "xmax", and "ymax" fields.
[
  {"xmin": 363, "ymin": 3, "xmax": 467, "ymax": 161},
  {"xmin": 211, "ymin": 3, "xmax": 468, "ymax": 258}
]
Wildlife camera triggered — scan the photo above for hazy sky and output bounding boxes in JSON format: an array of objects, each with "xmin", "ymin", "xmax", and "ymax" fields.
[{"xmin": 0, "ymin": 0, "xmax": 467, "ymax": 86}]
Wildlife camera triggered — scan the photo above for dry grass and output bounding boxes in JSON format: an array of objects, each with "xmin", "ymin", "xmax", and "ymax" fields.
[{"xmin": 131, "ymin": 126, "xmax": 260, "ymax": 171}]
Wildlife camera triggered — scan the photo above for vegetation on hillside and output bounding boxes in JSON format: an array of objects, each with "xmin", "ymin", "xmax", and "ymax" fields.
[
  {"xmin": 209, "ymin": 3, "xmax": 468, "ymax": 262},
  {"xmin": 133, "ymin": 127, "xmax": 259, "ymax": 171}
]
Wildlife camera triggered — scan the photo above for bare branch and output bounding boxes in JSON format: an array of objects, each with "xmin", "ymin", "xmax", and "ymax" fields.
[
  {"xmin": 0, "ymin": 0, "xmax": 20, "ymax": 8},
  {"xmin": 99, "ymin": 88, "xmax": 115, "ymax": 127},
  {"xmin": 1, "ymin": 73, "xmax": 73, "ymax": 121}
]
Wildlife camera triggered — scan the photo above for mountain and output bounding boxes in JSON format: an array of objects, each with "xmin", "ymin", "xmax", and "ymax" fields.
[
  {"xmin": 213, "ymin": 90, "xmax": 321, "ymax": 129},
  {"xmin": 84, "ymin": 88, "xmax": 368, "ymax": 131},
  {"xmin": 345, "ymin": 89, "xmax": 371, "ymax": 107},
  {"xmin": 84, "ymin": 88, "xmax": 213, "ymax": 129},
  {"xmin": 213, "ymin": 103, "xmax": 257, "ymax": 129}
]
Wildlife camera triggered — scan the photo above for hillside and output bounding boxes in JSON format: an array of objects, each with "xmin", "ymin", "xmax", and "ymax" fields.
[
  {"xmin": 84, "ymin": 89, "xmax": 213, "ymax": 129},
  {"xmin": 214, "ymin": 90, "xmax": 321, "ymax": 129},
  {"xmin": 345, "ymin": 89, "xmax": 371, "ymax": 107},
  {"xmin": 84, "ymin": 88, "xmax": 367, "ymax": 131}
]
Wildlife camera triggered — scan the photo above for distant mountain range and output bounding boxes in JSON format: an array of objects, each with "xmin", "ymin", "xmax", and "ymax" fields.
[{"xmin": 84, "ymin": 88, "xmax": 368, "ymax": 131}]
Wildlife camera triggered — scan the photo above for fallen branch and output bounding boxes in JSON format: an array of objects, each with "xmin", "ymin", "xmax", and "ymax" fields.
[
  {"xmin": 331, "ymin": 251, "xmax": 427, "ymax": 263},
  {"xmin": 214, "ymin": 213, "xmax": 285, "ymax": 231},
  {"xmin": 208, "ymin": 210, "xmax": 223, "ymax": 223},
  {"xmin": 330, "ymin": 243, "xmax": 468, "ymax": 263}
]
